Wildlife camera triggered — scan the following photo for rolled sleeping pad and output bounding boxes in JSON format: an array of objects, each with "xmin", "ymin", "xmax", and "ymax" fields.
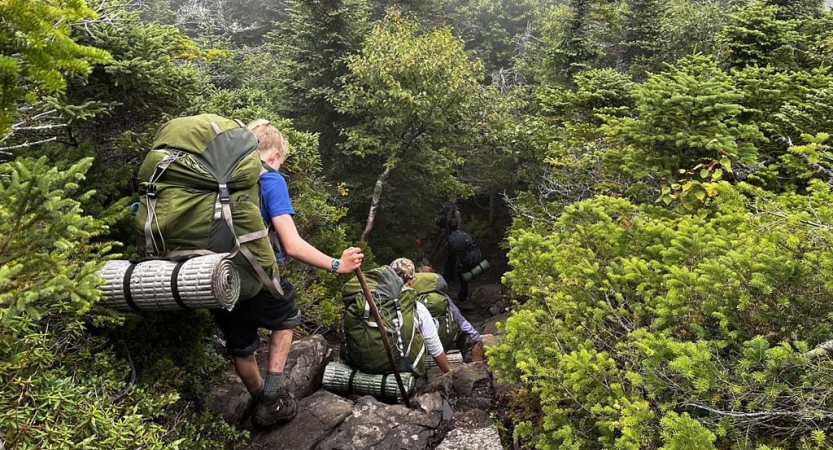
[
  {"xmin": 461, "ymin": 259, "xmax": 490, "ymax": 282},
  {"xmin": 98, "ymin": 253, "xmax": 241, "ymax": 312},
  {"xmin": 425, "ymin": 350, "xmax": 464, "ymax": 368},
  {"xmin": 322, "ymin": 361, "xmax": 415, "ymax": 404}
]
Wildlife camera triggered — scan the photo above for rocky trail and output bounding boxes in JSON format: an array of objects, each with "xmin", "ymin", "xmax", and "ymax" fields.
[{"xmin": 208, "ymin": 280, "xmax": 512, "ymax": 450}]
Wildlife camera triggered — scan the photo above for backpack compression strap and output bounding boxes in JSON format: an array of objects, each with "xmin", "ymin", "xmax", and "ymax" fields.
[{"xmin": 217, "ymin": 186, "xmax": 285, "ymax": 297}]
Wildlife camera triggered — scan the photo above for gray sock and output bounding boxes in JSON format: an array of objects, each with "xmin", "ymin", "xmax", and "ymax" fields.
[{"xmin": 262, "ymin": 371, "xmax": 284, "ymax": 400}]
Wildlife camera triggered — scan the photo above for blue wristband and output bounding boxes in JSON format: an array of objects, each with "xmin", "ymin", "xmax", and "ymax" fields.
[{"xmin": 330, "ymin": 258, "xmax": 340, "ymax": 273}]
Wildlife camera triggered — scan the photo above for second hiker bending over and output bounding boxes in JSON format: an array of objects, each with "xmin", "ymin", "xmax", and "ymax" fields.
[{"xmin": 390, "ymin": 258, "xmax": 452, "ymax": 373}]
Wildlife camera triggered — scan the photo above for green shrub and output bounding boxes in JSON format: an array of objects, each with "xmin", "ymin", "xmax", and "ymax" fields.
[
  {"xmin": 492, "ymin": 182, "xmax": 833, "ymax": 449},
  {"xmin": 0, "ymin": 157, "xmax": 245, "ymax": 449}
]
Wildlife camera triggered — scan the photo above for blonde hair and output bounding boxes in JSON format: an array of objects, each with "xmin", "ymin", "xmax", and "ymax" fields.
[{"xmin": 247, "ymin": 119, "xmax": 289, "ymax": 162}]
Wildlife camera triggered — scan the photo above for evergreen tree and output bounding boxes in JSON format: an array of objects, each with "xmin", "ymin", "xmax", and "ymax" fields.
[
  {"xmin": 552, "ymin": 0, "xmax": 596, "ymax": 83},
  {"xmin": 266, "ymin": 0, "xmax": 370, "ymax": 156},
  {"xmin": 0, "ymin": 0, "xmax": 111, "ymax": 135},
  {"xmin": 717, "ymin": 1, "xmax": 801, "ymax": 69},
  {"xmin": 766, "ymin": 0, "xmax": 824, "ymax": 20},
  {"xmin": 603, "ymin": 55, "xmax": 763, "ymax": 178},
  {"xmin": 623, "ymin": 0, "xmax": 666, "ymax": 78}
]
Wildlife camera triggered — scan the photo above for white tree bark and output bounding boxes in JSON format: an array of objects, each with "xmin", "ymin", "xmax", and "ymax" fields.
[{"xmin": 360, "ymin": 165, "xmax": 393, "ymax": 242}]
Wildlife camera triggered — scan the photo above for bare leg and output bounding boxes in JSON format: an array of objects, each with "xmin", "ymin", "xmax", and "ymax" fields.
[
  {"xmin": 268, "ymin": 329, "xmax": 294, "ymax": 372},
  {"xmin": 233, "ymin": 353, "xmax": 263, "ymax": 393}
]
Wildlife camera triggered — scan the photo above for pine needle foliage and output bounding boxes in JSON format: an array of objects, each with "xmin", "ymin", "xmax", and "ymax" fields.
[{"xmin": 0, "ymin": 0, "xmax": 111, "ymax": 134}]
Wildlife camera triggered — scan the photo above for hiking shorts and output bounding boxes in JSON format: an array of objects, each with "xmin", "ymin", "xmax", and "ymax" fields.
[{"xmin": 212, "ymin": 278, "xmax": 301, "ymax": 357}]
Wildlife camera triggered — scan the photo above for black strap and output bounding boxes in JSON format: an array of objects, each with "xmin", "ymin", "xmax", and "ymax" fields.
[
  {"xmin": 170, "ymin": 260, "xmax": 190, "ymax": 310},
  {"xmin": 381, "ymin": 374, "xmax": 391, "ymax": 400},
  {"xmin": 123, "ymin": 263, "xmax": 140, "ymax": 312},
  {"xmin": 347, "ymin": 369, "xmax": 358, "ymax": 393}
]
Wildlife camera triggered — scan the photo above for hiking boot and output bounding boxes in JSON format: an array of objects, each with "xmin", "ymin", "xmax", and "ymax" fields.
[{"xmin": 253, "ymin": 389, "xmax": 297, "ymax": 428}]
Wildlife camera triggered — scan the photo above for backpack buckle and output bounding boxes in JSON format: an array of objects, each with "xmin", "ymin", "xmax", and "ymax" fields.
[
  {"xmin": 218, "ymin": 184, "xmax": 231, "ymax": 204},
  {"xmin": 145, "ymin": 183, "xmax": 158, "ymax": 199}
]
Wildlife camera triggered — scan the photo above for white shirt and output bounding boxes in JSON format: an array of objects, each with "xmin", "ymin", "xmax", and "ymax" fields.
[{"xmin": 414, "ymin": 301, "xmax": 444, "ymax": 358}]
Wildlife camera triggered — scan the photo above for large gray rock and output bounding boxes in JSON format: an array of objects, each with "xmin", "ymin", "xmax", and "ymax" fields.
[
  {"xmin": 482, "ymin": 312, "xmax": 510, "ymax": 335},
  {"xmin": 418, "ymin": 362, "xmax": 494, "ymax": 412},
  {"xmin": 435, "ymin": 426, "xmax": 503, "ymax": 450},
  {"xmin": 208, "ymin": 368, "xmax": 252, "ymax": 425},
  {"xmin": 315, "ymin": 395, "xmax": 441, "ymax": 450},
  {"xmin": 470, "ymin": 284, "xmax": 502, "ymax": 306},
  {"xmin": 283, "ymin": 335, "xmax": 332, "ymax": 399},
  {"xmin": 208, "ymin": 335, "xmax": 332, "ymax": 425},
  {"xmin": 249, "ymin": 390, "xmax": 353, "ymax": 450}
]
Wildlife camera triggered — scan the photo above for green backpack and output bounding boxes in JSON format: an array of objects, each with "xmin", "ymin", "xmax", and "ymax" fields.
[
  {"xmin": 341, "ymin": 267, "xmax": 426, "ymax": 377},
  {"xmin": 135, "ymin": 114, "xmax": 282, "ymax": 302},
  {"xmin": 413, "ymin": 272, "xmax": 459, "ymax": 350}
]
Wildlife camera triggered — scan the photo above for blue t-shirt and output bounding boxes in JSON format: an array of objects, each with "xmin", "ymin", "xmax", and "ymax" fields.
[
  {"xmin": 260, "ymin": 170, "xmax": 295, "ymax": 263},
  {"xmin": 260, "ymin": 171, "xmax": 295, "ymax": 222}
]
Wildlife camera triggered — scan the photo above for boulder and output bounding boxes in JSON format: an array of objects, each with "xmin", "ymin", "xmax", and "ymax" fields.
[
  {"xmin": 418, "ymin": 362, "xmax": 494, "ymax": 412},
  {"xmin": 470, "ymin": 284, "xmax": 501, "ymax": 307},
  {"xmin": 283, "ymin": 335, "xmax": 332, "ymax": 399},
  {"xmin": 208, "ymin": 368, "xmax": 252, "ymax": 425},
  {"xmin": 315, "ymin": 395, "xmax": 441, "ymax": 450},
  {"xmin": 248, "ymin": 390, "xmax": 353, "ymax": 450},
  {"xmin": 435, "ymin": 426, "xmax": 503, "ymax": 450},
  {"xmin": 208, "ymin": 335, "xmax": 332, "ymax": 425},
  {"xmin": 488, "ymin": 300, "xmax": 508, "ymax": 317},
  {"xmin": 471, "ymin": 334, "xmax": 498, "ymax": 363},
  {"xmin": 481, "ymin": 312, "xmax": 510, "ymax": 335}
]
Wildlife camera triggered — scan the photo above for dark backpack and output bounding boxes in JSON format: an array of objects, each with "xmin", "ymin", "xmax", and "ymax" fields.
[
  {"xmin": 135, "ymin": 114, "xmax": 282, "ymax": 301},
  {"xmin": 341, "ymin": 267, "xmax": 426, "ymax": 376},
  {"xmin": 448, "ymin": 230, "xmax": 482, "ymax": 271}
]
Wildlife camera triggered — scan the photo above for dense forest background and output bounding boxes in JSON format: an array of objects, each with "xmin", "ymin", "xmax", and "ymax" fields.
[{"xmin": 6, "ymin": 0, "xmax": 833, "ymax": 448}]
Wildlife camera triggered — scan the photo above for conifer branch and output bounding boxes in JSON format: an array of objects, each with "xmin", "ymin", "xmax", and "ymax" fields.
[{"xmin": 0, "ymin": 137, "xmax": 57, "ymax": 153}]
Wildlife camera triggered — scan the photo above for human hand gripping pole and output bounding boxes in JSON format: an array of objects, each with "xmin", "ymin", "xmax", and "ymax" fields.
[{"xmin": 354, "ymin": 268, "xmax": 412, "ymax": 408}]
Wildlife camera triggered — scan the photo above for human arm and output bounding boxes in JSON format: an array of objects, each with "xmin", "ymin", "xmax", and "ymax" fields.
[
  {"xmin": 446, "ymin": 297, "xmax": 481, "ymax": 342},
  {"xmin": 271, "ymin": 214, "xmax": 363, "ymax": 274},
  {"xmin": 415, "ymin": 302, "xmax": 451, "ymax": 373}
]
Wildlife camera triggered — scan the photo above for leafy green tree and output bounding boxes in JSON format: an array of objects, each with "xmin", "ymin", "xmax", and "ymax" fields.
[
  {"xmin": 333, "ymin": 12, "xmax": 488, "ymax": 246},
  {"xmin": 0, "ymin": 0, "xmax": 111, "ymax": 135}
]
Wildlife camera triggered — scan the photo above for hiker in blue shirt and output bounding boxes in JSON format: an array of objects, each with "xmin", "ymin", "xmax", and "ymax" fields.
[{"xmin": 213, "ymin": 119, "xmax": 364, "ymax": 428}]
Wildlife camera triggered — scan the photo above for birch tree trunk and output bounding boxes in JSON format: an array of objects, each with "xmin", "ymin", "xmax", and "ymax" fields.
[{"xmin": 360, "ymin": 165, "xmax": 393, "ymax": 242}]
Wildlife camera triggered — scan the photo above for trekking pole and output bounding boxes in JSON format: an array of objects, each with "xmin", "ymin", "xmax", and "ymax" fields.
[{"xmin": 354, "ymin": 268, "xmax": 412, "ymax": 408}]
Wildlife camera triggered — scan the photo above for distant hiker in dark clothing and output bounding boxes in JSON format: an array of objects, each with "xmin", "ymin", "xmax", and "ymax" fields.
[
  {"xmin": 442, "ymin": 219, "xmax": 482, "ymax": 303},
  {"xmin": 214, "ymin": 120, "xmax": 364, "ymax": 428}
]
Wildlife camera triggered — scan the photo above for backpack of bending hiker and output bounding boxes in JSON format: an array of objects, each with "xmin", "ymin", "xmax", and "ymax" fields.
[
  {"xmin": 341, "ymin": 266, "xmax": 426, "ymax": 377},
  {"xmin": 413, "ymin": 272, "xmax": 459, "ymax": 350},
  {"xmin": 135, "ymin": 114, "xmax": 282, "ymax": 302}
]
